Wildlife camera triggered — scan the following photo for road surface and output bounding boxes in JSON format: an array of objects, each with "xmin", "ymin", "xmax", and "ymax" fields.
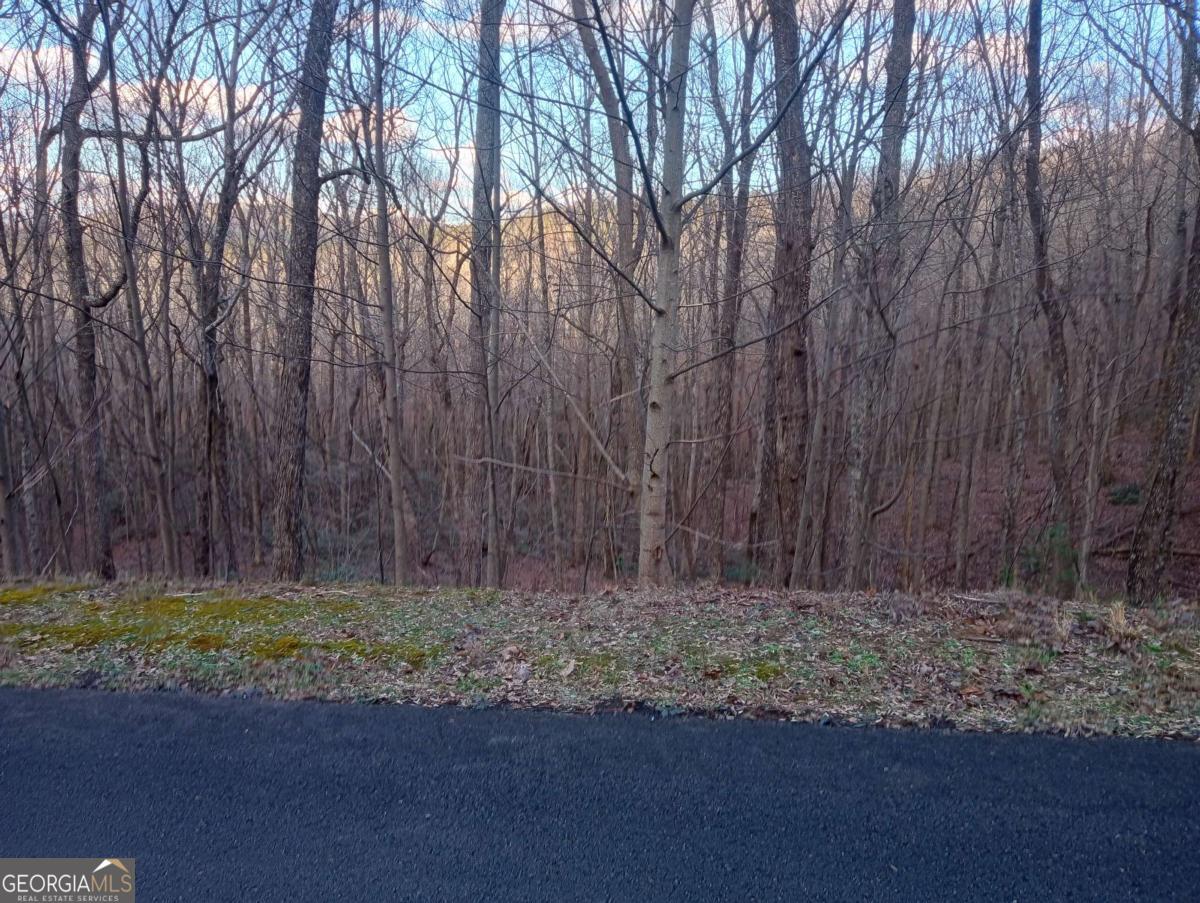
[{"xmin": 1, "ymin": 688, "xmax": 1197, "ymax": 900}]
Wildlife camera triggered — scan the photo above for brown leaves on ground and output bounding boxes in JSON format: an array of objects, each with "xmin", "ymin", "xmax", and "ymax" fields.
[{"xmin": 0, "ymin": 582, "xmax": 1196, "ymax": 739}]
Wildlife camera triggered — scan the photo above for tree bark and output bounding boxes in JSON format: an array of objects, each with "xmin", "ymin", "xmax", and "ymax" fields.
[
  {"xmin": 637, "ymin": 0, "xmax": 696, "ymax": 586},
  {"xmin": 572, "ymin": 0, "xmax": 642, "ymax": 565},
  {"xmin": 470, "ymin": 0, "xmax": 507, "ymax": 586},
  {"xmin": 373, "ymin": 0, "xmax": 410, "ymax": 585},
  {"xmin": 55, "ymin": 0, "xmax": 116, "ymax": 579},
  {"xmin": 270, "ymin": 0, "xmax": 340, "ymax": 580},
  {"xmin": 766, "ymin": 0, "xmax": 814, "ymax": 586},
  {"xmin": 1128, "ymin": 133, "xmax": 1200, "ymax": 604},
  {"xmin": 843, "ymin": 0, "xmax": 915, "ymax": 589},
  {"xmin": 1024, "ymin": 0, "xmax": 1076, "ymax": 597}
]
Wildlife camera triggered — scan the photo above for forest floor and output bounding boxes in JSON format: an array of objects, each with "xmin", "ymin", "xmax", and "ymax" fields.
[{"xmin": 0, "ymin": 582, "xmax": 1196, "ymax": 739}]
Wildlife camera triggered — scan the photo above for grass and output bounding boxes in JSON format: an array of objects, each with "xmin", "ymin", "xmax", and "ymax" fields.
[{"xmin": 0, "ymin": 582, "xmax": 1196, "ymax": 739}]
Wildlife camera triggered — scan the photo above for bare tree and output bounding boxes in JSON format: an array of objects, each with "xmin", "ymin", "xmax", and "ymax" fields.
[
  {"xmin": 271, "ymin": 0, "xmax": 341, "ymax": 579},
  {"xmin": 843, "ymin": 0, "xmax": 915, "ymax": 590},
  {"xmin": 763, "ymin": 0, "xmax": 815, "ymax": 586},
  {"xmin": 370, "ymin": 0, "xmax": 412, "ymax": 585},
  {"xmin": 0, "ymin": 0, "xmax": 1192, "ymax": 599},
  {"xmin": 470, "ymin": 0, "xmax": 507, "ymax": 586},
  {"xmin": 1126, "ymin": 0, "xmax": 1200, "ymax": 604},
  {"xmin": 1024, "ymin": 0, "xmax": 1075, "ymax": 597},
  {"xmin": 42, "ymin": 0, "xmax": 120, "ymax": 579},
  {"xmin": 637, "ymin": 0, "xmax": 696, "ymax": 585}
]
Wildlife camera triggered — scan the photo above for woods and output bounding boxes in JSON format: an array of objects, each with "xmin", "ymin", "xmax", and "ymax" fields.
[{"xmin": 0, "ymin": 0, "xmax": 1197, "ymax": 600}]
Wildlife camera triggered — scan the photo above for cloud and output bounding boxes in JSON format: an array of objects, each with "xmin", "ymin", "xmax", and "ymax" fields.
[{"xmin": 0, "ymin": 43, "xmax": 75, "ymax": 89}]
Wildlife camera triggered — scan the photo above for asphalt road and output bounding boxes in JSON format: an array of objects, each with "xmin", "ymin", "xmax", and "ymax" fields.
[{"xmin": 1, "ymin": 689, "xmax": 1197, "ymax": 901}]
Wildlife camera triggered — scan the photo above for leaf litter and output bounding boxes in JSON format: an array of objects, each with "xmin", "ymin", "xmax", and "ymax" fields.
[{"xmin": 0, "ymin": 582, "xmax": 1196, "ymax": 739}]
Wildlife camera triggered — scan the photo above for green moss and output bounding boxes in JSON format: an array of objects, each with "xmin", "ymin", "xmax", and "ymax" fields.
[
  {"xmin": 248, "ymin": 635, "xmax": 306, "ymax": 659},
  {"xmin": 132, "ymin": 595, "xmax": 189, "ymax": 617},
  {"xmin": 0, "ymin": 583, "xmax": 87, "ymax": 605},
  {"xmin": 23, "ymin": 621, "xmax": 129, "ymax": 649},
  {"xmin": 18, "ymin": 617, "xmax": 205, "ymax": 653},
  {"xmin": 53, "ymin": 594, "xmax": 362, "ymax": 649},
  {"xmin": 141, "ymin": 631, "xmax": 191, "ymax": 652},
  {"xmin": 0, "ymin": 588, "xmax": 50, "ymax": 606},
  {"xmin": 103, "ymin": 593, "xmax": 279, "ymax": 627},
  {"xmin": 751, "ymin": 659, "xmax": 786, "ymax": 682},
  {"xmin": 318, "ymin": 638, "xmax": 373, "ymax": 658},
  {"xmin": 194, "ymin": 596, "xmax": 296, "ymax": 625},
  {"xmin": 392, "ymin": 641, "xmax": 444, "ymax": 669},
  {"xmin": 188, "ymin": 632, "xmax": 229, "ymax": 653},
  {"xmin": 1, "ymin": 588, "xmax": 433, "ymax": 667}
]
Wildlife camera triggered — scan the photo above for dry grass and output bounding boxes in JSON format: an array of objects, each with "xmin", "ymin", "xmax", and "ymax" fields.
[{"xmin": 0, "ymin": 582, "xmax": 1197, "ymax": 739}]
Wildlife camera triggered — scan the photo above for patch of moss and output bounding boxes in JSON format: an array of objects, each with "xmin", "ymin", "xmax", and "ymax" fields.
[
  {"xmin": 141, "ymin": 631, "xmax": 192, "ymax": 652},
  {"xmin": 393, "ymin": 641, "xmax": 445, "ymax": 669},
  {"xmin": 322, "ymin": 600, "xmax": 361, "ymax": 615},
  {"xmin": 194, "ymin": 596, "xmax": 298, "ymax": 626},
  {"xmin": 248, "ymin": 634, "xmax": 306, "ymax": 659},
  {"xmin": 0, "ymin": 583, "xmax": 87, "ymax": 605},
  {"xmin": 132, "ymin": 595, "xmax": 190, "ymax": 617},
  {"xmin": 22, "ymin": 620, "xmax": 129, "ymax": 649},
  {"xmin": 751, "ymin": 659, "xmax": 786, "ymax": 682},
  {"xmin": 187, "ymin": 632, "xmax": 229, "ymax": 653},
  {"xmin": 0, "ymin": 588, "xmax": 49, "ymax": 606},
  {"xmin": 318, "ymin": 638, "xmax": 373, "ymax": 658}
]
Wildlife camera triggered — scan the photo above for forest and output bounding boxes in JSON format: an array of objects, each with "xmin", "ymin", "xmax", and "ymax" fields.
[{"xmin": 0, "ymin": 0, "xmax": 1197, "ymax": 603}]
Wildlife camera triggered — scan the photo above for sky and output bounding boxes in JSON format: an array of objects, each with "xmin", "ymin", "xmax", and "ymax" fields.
[{"xmin": 0, "ymin": 0, "xmax": 1184, "ymax": 232}]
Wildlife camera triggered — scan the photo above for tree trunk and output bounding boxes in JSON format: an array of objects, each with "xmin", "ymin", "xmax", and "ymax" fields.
[
  {"xmin": 101, "ymin": 12, "xmax": 179, "ymax": 578},
  {"xmin": 843, "ymin": 0, "xmax": 915, "ymax": 589},
  {"xmin": 571, "ymin": 0, "xmax": 641, "ymax": 562},
  {"xmin": 764, "ymin": 0, "xmax": 814, "ymax": 586},
  {"xmin": 637, "ymin": 0, "xmax": 696, "ymax": 586},
  {"xmin": 470, "ymin": 0, "xmax": 506, "ymax": 586},
  {"xmin": 54, "ymin": 0, "xmax": 116, "ymax": 579},
  {"xmin": 1128, "ymin": 134, "xmax": 1200, "ymax": 604},
  {"xmin": 0, "ymin": 403, "xmax": 22, "ymax": 576},
  {"xmin": 270, "ymin": 0, "xmax": 339, "ymax": 580},
  {"xmin": 1024, "ymin": 0, "xmax": 1075, "ymax": 598},
  {"xmin": 373, "ymin": 0, "xmax": 410, "ymax": 585}
]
